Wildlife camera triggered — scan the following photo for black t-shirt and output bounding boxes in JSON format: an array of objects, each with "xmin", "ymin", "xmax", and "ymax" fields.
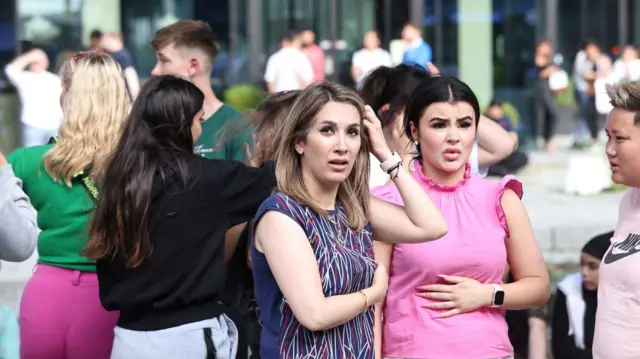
[
  {"xmin": 551, "ymin": 287, "xmax": 596, "ymax": 359},
  {"xmin": 96, "ymin": 153, "xmax": 276, "ymax": 331},
  {"xmin": 220, "ymin": 224, "xmax": 255, "ymax": 312},
  {"xmin": 108, "ymin": 48, "xmax": 134, "ymax": 70}
]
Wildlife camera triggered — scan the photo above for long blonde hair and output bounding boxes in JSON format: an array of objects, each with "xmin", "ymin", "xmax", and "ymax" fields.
[
  {"xmin": 273, "ymin": 82, "xmax": 371, "ymax": 231},
  {"xmin": 43, "ymin": 52, "xmax": 130, "ymax": 186}
]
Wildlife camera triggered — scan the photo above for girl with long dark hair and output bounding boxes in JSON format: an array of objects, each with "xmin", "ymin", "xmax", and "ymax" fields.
[{"xmin": 86, "ymin": 75, "xmax": 276, "ymax": 358}]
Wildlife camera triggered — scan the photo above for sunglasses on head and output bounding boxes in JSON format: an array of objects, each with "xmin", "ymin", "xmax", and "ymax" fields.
[{"xmin": 69, "ymin": 49, "xmax": 103, "ymax": 72}]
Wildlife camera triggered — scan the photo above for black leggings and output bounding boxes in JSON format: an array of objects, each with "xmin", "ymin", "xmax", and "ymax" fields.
[
  {"xmin": 537, "ymin": 80, "xmax": 559, "ymax": 142},
  {"xmin": 583, "ymin": 95, "xmax": 599, "ymax": 140},
  {"xmin": 488, "ymin": 151, "xmax": 529, "ymax": 177}
]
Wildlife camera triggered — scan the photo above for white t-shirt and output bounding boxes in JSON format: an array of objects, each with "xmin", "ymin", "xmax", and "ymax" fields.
[
  {"xmin": 352, "ymin": 48, "xmax": 392, "ymax": 87},
  {"xmin": 368, "ymin": 142, "xmax": 487, "ymax": 189},
  {"xmin": 613, "ymin": 58, "xmax": 640, "ymax": 82},
  {"xmin": 264, "ymin": 47, "xmax": 314, "ymax": 92},
  {"xmin": 4, "ymin": 65, "xmax": 63, "ymax": 130}
]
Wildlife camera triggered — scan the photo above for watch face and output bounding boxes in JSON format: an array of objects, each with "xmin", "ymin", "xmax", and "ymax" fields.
[{"xmin": 494, "ymin": 290, "xmax": 505, "ymax": 306}]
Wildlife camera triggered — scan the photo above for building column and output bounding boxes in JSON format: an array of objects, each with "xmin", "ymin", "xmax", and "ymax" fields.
[
  {"xmin": 545, "ymin": 0, "xmax": 558, "ymax": 47},
  {"xmin": 619, "ymin": 0, "xmax": 629, "ymax": 45},
  {"xmin": 410, "ymin": 0, "xmax": 424, "ymax": 26},
  {"xmin": 247, "ymin": 0, "xmax": 263, "ymax": 85},
  {"xmin": 433, "ymin": 0, "xmax": 443, "ymax": 66},
  {"xmin": 457, "ymin": 0, "xmax": 492, "ymax": 108}
]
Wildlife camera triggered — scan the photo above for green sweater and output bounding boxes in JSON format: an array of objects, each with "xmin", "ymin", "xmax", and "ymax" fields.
[
  {"xmin": 194, "ymin": 104, "xmax": 251, "ymax": 161},
  {"xmin": 8, "ymin": 145, "xmax": 96, "ymax": 272}
]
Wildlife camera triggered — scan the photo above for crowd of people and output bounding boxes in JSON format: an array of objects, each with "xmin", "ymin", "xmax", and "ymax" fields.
[
  {"xmin": 0, "ymin": 18, "xmax": 639, "ymax": 359},
  {"xmin": 534, "ymin": 38, "xmax": 640, "ymax": 152}
]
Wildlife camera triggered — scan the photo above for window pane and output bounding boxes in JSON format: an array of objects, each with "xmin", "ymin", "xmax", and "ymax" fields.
[
  {"xmin": 18, "ymin": 0, "xmax": 120, "ymax": 70},
  {"xmin": 493, "ymin": 0, "xmax": 537, "ymax": 88},
  {"xmin": 0, "ymin": 0, "xmax": 17, "ymax": 84},
  {"xmin": 120, "ymin": 0, "xmax": 236, "ymax": 87},
  {"xmin": 440, "ymin": 0, "xmax": 458, "ymax": 72},
  {"xmin": 0, "ymin": 0, "xmax": 18, "ymax": 152}
]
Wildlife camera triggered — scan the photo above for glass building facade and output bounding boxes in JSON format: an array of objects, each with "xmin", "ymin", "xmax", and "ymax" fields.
[{"xmin": 0, "ymin": 0, "xmax": 638, "ymax": 150}]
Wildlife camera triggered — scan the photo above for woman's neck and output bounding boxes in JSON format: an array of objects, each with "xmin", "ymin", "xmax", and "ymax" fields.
[
  {"xmin": 421, "ymin": 161, "xmax": 467, "ymax": 186},
  {"xmin": 302, "ymin": 169, "xmax": 339, "ymax": 211},
  {"xmin": 384, "ymin": 133, "xmax": 413, "ymax": 158}
]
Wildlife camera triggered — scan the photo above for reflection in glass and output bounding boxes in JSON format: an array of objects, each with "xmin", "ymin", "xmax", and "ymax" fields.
[
  {"xmin": 491, "ymin": 0, "xmax": 538, "ymax": 147},
  {"xmin": 18, "ymin": 0, "xmax": 85, "ymax": 68}
]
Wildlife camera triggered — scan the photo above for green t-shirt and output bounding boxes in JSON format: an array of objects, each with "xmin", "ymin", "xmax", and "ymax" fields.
[
  {"xmin": 194, "ymin": 104, "xmax": 251, "ymax": 161},
  {"xmin": 8, "ymin": 145, "xmax": 96, "ymax": 272}
]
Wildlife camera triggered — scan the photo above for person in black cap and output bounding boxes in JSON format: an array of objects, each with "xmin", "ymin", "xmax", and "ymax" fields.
[{"xmin": 551, "ymin": 231, "xmax": 613, "ymax": 359}]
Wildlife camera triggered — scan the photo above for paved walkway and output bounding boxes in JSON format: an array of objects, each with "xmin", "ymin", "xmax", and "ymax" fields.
[{"xmin": 517, "ymin": 147, "xmax": 622, "ymax": 263}]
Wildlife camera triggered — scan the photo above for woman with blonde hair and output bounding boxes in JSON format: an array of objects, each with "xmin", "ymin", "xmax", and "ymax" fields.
[
  {"xmin": 251, "ymin": 81, "xmax": 447, "ymax": 359},
  {"xmin": 8, "ymin": 51, "xmax": 129, "ymax": 359}
]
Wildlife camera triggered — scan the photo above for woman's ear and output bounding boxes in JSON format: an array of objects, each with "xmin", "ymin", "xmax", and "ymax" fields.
[
  {"xmin": 294, "ymin": 138, "xmax": 304, "ymax": 155},
  {"xmin": 409, "ymin": 121, "xmax": 418, "ymax": 142}
]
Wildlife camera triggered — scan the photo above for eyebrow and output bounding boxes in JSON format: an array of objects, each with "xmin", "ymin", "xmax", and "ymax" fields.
[
  {"xmin": 318, "ymin": 120, "xmax": 361, "ymax": 127},
  {"xmin": 429, "ymin": 116, "xmax": 473, "ymax": 123},
  {"xmin": 318, "ymin": 120, "xmax": 337, "ymax": 127}
]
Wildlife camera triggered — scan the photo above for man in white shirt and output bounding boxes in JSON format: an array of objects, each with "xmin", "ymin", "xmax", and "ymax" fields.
[
  {"xmin": 351, "ymin": 30, "xmax": 392, "ymax": 88},
  {"xmin": 613, "ymin": 45, "xmax": 640, "ymax": 82},
  {"xmin": 264, "ymin": 31, "xmax": 313, "ymax": 93},
  {"xmin": 4, "ymin": 49, "xmax": 63, "ymax": 147}
]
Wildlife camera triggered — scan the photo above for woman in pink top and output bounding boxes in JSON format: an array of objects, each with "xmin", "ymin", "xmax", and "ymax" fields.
[
  {"xmin": 372, "ymin": 75, "xmax": 550, "ymax": 359},
  {"xmin": 593, "ymin": 82, "xmax": 640, "ymax": 359}
]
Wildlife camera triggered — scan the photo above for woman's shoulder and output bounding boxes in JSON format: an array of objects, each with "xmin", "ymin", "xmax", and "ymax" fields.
[
  {"xmin": 253, "ymin": 192, "xmax": 317, "ymax": 236},
  {"xmin": 7, "ymin": 144, "xmax": 53, "ymax": 179},
  {"xmin": 256, "ymin": 192, "xmax": 307, "ymax": 219},
  {"xmin": 370, "ymin": 182, "xmax": 399, "ymax": 203},
  {"xmin": 8, "ymin": 144, "xmax": 52, "ymax": 164},
  {"xmin": 259, "ymin": 191, "xmax": 293, "ymax": 209},
  {"xmin": 469, "ymin": 174, "xmax": 523, "ymax": 199}
]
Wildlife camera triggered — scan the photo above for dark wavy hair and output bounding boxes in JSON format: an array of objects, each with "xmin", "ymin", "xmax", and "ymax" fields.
[
  {"xmin": 85, "ymin": 75, "xmax": 204, "ymax": 268},
  {"xmin": 404, "ymin": 75, "xmax": 480, "ymax": 159},
  {"xmin": 359, "ymin": 64, "xmax": 431, "ymax": 128}
]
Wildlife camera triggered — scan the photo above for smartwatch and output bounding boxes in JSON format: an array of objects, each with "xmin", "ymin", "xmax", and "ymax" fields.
[{"xmin": 490, "ymin": 284, "xmax": 505, "ymax": 308}]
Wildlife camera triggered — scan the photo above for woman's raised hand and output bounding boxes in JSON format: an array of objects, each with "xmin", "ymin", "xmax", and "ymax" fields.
[{"xmin": 363, "ymin": 105, "xmax": 392, "ymax": 163}]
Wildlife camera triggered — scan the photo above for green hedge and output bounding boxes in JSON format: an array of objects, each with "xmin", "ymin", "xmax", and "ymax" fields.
[
  {"xmin": 223, "ymin": 85, "xmax": 267, "ymax": 112},
  {"xmin": 553, "ymin": 76, "xmax": 578, "ymax": 109},
  {"xmin": 501, "ymin": 102, "xmax": 520, "ymax": 128}
]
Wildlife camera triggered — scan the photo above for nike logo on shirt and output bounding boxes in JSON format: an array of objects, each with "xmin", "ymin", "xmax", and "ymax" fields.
[{"xmin": 603, "ymin": 233, "xmax": 640, "ymax": 264}]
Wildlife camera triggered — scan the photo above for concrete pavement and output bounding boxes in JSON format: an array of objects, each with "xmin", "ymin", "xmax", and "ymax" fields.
[{"xmin": 517, "ymin": 148, "xmax": 622, "ymax": 263}]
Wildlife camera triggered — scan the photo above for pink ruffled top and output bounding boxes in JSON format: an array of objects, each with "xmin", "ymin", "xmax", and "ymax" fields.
[{"xmin": 371, "ymin": 161, "xmax": 523, "ymax": 359}]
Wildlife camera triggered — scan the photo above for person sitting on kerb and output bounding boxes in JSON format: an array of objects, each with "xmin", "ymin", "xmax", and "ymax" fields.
[{"xmin": 0, "ymin": 151, "xmax": 37, "ymax": 262}]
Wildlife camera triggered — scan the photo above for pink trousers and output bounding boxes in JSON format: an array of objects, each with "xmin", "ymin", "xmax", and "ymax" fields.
[{"xmin": 19, "ymin": 264, "xmax": 119, "ymax": 359}]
